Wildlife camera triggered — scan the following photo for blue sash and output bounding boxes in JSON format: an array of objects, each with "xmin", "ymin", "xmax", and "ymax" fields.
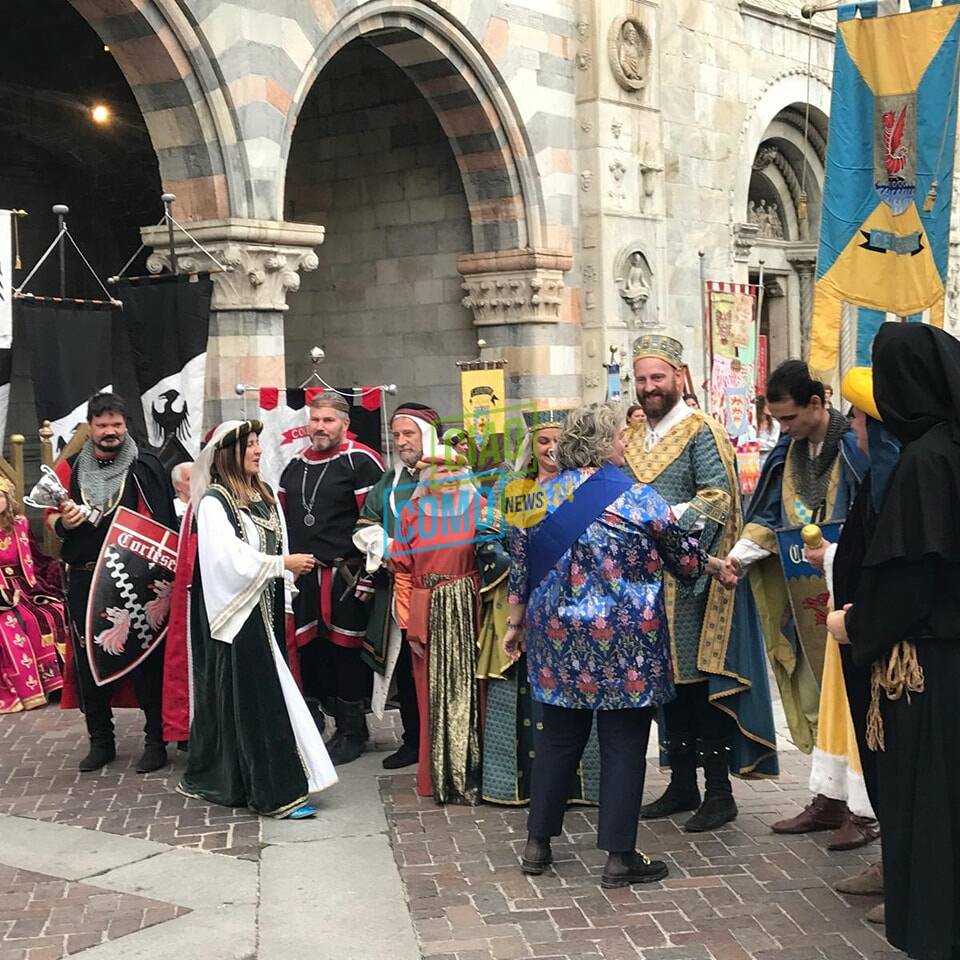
[{"xmin": 528, "ymin": 463, "xmax": 633, "ymax": 590}]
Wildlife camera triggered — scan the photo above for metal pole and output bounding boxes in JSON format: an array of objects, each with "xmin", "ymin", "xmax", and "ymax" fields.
[
  {"xmin": 698, "ymin": 250, "xmax": 710, "ymax": 414},
  {"xmin": 756, "ymin": 261, "xmax": 766, "ymax": 398},
  {"xmin": 52, "ymin": 204, "xmax": 68, "ymax": 297},
  {"xmin": 801, "ymin": 1, "xmax": 841, "ymax": 17},
  {"xmin": 162, "ymin": 193, "xmax": 178, "ymax": 275}
]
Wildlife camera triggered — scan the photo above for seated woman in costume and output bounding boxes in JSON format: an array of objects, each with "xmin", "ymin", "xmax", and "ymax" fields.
[
  {"xmin": 0, "ymin": 479, "xmax": 67, "ymax": 713},
  {"xmin": 389, "ymin": 448, "xmax": 484, "ymax": 804},
  {"xmin": 179, "ymin": 420, "xmax": 337, "ymax": 818},
  {"xmin": 504, "ymin": 403, "xmax": 728, "ymax": 887},
  {"xmin": 480, "ymin": 409, "xmax": 599, "ymax": 807}
]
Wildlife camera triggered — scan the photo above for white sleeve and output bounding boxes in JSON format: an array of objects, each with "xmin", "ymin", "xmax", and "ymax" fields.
[
  {"xmin": 823, "ymin": 541, "xmax": 838, "ymax": 608},
  {"xmin": 353, "ymin": 523, "xmax": 391, "ymax": 573},
  {"xmin": 198, "ymin": 497, "xmax": 284, "ymax": 644},
  {"xmin": 729, "ymin": 536, "xmax": 772, "ymax": 569}
]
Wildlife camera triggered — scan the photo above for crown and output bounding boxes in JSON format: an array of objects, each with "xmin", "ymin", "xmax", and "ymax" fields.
[
  {"xmin": 522, "ymin": 409, "xmax": 570, "ymax": 431},
  {"xmin": 632, "ymin": 334, "xmax": 683, "ymax": 368}
]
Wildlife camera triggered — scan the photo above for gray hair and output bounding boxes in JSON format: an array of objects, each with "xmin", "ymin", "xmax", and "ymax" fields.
[
  {"xmin": 310, "ymin": 390, "xmax": 350, "ymax": 422},
  {"xmin": 171, "ymin": 462, "xmax": 192, "ymax": 485},
  {"xmin": 556, "ymin": 403, "xmax": 624, "ymax": 469}
]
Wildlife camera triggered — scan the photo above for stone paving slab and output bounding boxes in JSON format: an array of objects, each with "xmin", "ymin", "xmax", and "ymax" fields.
[{"xmin": 0, "ymin": 864, "xmax": 186, "ymax": 960}]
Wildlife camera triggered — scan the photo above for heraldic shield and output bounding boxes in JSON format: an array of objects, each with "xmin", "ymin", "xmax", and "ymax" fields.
[
  {"xmin": 85, "ymin": 507, "xmax": 179, "ymax": 687},
  {"xmin": 774, "ymin": 522, "xmax": 843, "ymax": 690}
]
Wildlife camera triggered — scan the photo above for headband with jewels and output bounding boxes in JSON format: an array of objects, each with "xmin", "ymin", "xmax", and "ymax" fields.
[
  {"xmin": 522, "ymin": 409, "xmax": 569, "ymax": 432},
  {"xmin": 632, "ymin": 334, "xmax": 684, "ymax": 369},
  {"xmin": 216, "ymin": 419, "xmax": 263, "ymax": 452}
]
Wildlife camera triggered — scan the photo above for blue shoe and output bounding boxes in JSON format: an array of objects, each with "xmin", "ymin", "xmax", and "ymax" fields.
[{"xmin": 286, "ymin": 803, "xmax": 317, "ymax": 820}]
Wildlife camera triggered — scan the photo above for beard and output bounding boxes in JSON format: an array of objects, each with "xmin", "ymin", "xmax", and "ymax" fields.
[
  {"xmin": 93, "ymin": 434, "xmax": 124, "ymax": 455},
  {"xmin": 398, "ymin": 447, "xmax": 422, "ymax": 467},
  {"xmin": 311, "ymin": 427, "xmax": 344, "ymax": 452},
  {"xmin": 639, "ymin": 386, "xmax": 680, "ymax": 421}
]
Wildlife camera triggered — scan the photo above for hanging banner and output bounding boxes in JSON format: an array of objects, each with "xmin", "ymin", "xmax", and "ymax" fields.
[
  {"xmin": 20, "ymin": 298, "xmax": 113, "ymax": 452},
  {"xmin": 460, "ymin": 366, "xmax": 507, "ymax": 485},
  {"xmin": 116, "ymin": 274, "xmax": 212, "ymax": 458},
  {"xmin": 258, "ymin": 386, "xmax": 382, "ymax": 490},
  {"xmin": 809, "ymin": 1, "xmax": 960, "ymax": 372}
]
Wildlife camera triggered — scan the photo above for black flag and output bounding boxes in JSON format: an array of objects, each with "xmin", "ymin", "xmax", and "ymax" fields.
[
  {"xmin": 116, "ymin": 274, "xmax": 212, "ymax": 458},
  {"xmin": 21, "ymin": 298, "xmax": 114, "ymax": 452}
]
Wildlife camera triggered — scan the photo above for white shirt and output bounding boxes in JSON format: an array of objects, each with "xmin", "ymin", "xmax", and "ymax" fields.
[{"xmin": 644, "ymin": 399, "xmax": 697, "ymax": 523}]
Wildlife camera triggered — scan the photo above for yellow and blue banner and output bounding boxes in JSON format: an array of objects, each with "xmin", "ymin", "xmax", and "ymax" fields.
[{"xmin": 810, "ymin": 0, "xmax": 960, "ymax": 373}]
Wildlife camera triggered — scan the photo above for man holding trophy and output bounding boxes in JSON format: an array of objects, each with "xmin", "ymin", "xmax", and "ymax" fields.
[{"xmin": 41, "ymin": 393, "xmax": 176, "ymax": 773}]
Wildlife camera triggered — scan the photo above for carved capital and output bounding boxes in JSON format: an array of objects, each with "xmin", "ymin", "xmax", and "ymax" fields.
[
  {"xmin": 457, "ymin": 249, "xmax": 569, "ymax": 326},
  {"xmin": 732, "ymin": 222, "xmax": 760, "ymax": 263},
  {"xmin": 142, "ymin": 218, "xmax": 325, "ymax": 311}
]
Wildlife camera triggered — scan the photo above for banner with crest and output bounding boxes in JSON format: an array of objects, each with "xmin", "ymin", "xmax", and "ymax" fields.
[{"xmin": 810, "ymin": 0, "xmax": 960, "ymax": 373}]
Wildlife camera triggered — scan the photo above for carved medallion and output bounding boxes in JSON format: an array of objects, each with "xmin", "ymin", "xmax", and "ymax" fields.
[{"xmin": 608, "ymin": 17, "xmax": 650, "ymax": 92}]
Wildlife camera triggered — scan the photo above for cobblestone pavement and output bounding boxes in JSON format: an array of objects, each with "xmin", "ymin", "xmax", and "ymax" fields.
[
  {"xmin": 0, "ymin": 864, "xmax": 186, "ymax": 960},
  {"xmin": 1, "ymin": 705, "xmax": 905, "ymax": 960}
]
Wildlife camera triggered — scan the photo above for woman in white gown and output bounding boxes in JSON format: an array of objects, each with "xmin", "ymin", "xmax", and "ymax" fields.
[{"xmin": 178, "ymin": 420, "xmax": 337, "ymax": 818}]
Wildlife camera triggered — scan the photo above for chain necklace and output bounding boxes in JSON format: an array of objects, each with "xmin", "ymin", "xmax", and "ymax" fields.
[{"xmin": 300, "ymin": 457, "xmax": 331, "ymax": 527}]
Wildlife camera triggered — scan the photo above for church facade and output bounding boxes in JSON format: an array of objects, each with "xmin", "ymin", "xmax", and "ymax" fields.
[{"xmin": 69, "ymin": 0, "xmax": 960, "ymax": 425}]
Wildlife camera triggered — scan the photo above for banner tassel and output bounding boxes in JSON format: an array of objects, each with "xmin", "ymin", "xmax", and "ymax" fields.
[
  {"xmin": 924, "ymin": 180, "xmax": 938, "ymax": 213},
  {"xmin": 797, "ymin": 190, "xmax": 808, "ymax": 226}
]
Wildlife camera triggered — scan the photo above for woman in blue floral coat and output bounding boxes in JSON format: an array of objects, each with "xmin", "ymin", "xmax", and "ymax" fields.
[{"xmin": 504, "ymin": 404, "xmax": 728, "ymax": 889}]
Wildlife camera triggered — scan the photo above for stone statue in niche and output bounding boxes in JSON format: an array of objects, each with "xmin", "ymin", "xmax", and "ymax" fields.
[
  {"xmin": 749, "ymin": 199, "xmax": 785, "ymax": 240},
  {"xmin": 608, "ymin": 17, "xmax": 650, "ymax": 92},
  {"xmin": 615, "ymin": 249, "xmax": 656, "ymax": 327}
]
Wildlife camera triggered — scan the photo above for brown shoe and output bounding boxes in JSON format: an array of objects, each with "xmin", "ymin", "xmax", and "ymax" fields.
[
  {"xmin": 771, "ymin": 795, "xmax": 847, "ymax": 834},
  {"xmin": 866, "ymin": 903, "xmax": 885, "ymax": 925},
  {"xmin": 828, "ymin": 814, "xmax": 880, "ymax": 851},
  {"xmin": 835, "ymin": 861, "xmax": 883, "ymax": 896}
]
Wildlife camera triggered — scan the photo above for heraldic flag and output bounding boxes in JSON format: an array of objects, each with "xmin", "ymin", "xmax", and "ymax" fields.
[{"xmin": 809, "ymin": 0, "xmax": 960, "ymax": 374}]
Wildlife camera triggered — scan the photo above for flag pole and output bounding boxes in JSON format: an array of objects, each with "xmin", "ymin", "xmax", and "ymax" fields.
[
  {"xmin": 699, "ymin": 250, "xmax": 710, "ymax": 414},
  {"xmin": 755, "ymin": 260, "xmax": 766, "ymax": 398},
  {"xmin": 801, "ymin": 2, "xmax": 841, "ymax": 16}
]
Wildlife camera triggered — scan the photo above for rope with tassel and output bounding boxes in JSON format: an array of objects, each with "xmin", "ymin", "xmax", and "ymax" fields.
[{"xmin": 865, "ymin": 640, "xmax": 925, "ymax": 752}]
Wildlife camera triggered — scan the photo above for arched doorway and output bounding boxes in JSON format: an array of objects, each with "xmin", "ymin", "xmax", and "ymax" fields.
[{"xmin": 283, "ymin": 36, "xmax": 477, "ymax": 417}]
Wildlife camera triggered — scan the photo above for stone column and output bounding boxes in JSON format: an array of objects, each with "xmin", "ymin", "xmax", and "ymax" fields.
[
  {"xmin": 787, "ymin": 244, "xmax": 817, "ymax": 360},
  {"xmin": 457, "ymin": 249, "xmax": 575, "ymax": 408},
  {"xmin": 142, "ymin": 219, "xmax": 324, "ymax": 426}
]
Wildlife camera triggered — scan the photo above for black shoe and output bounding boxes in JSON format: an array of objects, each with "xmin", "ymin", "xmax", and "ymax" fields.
[
  {"xmin": 640, "ymin": 736, "xmax": 700, "ymax": 820},
  {"xmin": 601, "ymin": 851, "xmax": 669, "ymax": 888},
  {"xmin": 640, "ymin": 783, "xmax": 701, "ymax": 820},
  {"xmin": 328, "ymin": 699, "xmax": 367, "ymax": 766},
  {"xmin": 136, "ymin": 743, "xmax": 168, "ymax": 774},
  {"xmin": 382, "ymin": 743, "xmax": 419, "ymax": 770},
  {"xmin": 685, "ymin": 795, "xmax": 738, "ymax": 833},
  {"xmin": 78, "ymin": 741, "xmax": 116, "ymax": 773},
  {"xmin": 520, "ymin": 836, "xmax": 552, "ymax": 875}
]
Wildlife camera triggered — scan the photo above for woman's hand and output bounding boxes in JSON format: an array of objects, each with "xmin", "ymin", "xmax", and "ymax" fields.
[
  {"xmin": 706, "ymin": 555, "xmax": 740, "ymax": 590},
  {"xmin": 502, "ymin": 624, "xmax": 525, "ymax": 661},
  {"xmin": 827, "ymin": 604, "xmax": 851, "ymax": 644},
  {"xmin": 803, "ymin": 541, "xmax": 832, "ymax": 571},
  {"xmin": 283, "ymin": 553, "xmax": 317, "ymax": 577}
]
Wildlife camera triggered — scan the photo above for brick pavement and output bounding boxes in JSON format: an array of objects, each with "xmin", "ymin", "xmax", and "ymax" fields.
[{"xmin": 0, "ymin": 863, "xmax": 186, "ymax": 960}]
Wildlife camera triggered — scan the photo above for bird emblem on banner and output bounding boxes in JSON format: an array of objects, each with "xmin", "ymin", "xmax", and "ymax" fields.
[{"xmin": 809, "ymin": 1, "xmax": 960, "ymax": 374}]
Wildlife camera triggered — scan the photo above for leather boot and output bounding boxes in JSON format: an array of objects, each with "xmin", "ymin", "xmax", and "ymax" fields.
[
  {"xmin": 136, "ymin": 705, "xmax": 168, "ymax": 773},
  {"xmin": 327, "ymin": 699, "xmax": 367, "ymax": 766},
  {"xmin": 772, "ymin": 794, "xmax": 846, "ymax": 834},
  {"xmin": 684, "ymin": 739, "xmax": 737, "ymax": 833},
  {"xmin": 601, "ymin": 851, "xmax": 669, "ymax": 888},
  {"xmin": 79, "ymin": 706, "xmax": 115, "ymax": 772},
  {"xmin": 828, "ymin": 813, "xmax": 880, "ymax": 851},
  {"xmin": 640, "ymin": 736, "xmax": 700, "ymax": 820},
  {"xmin": 835, "ymin": 861, "xmax": 883, "ymax": 896},
  {"xmin": 520, "ymin": 836, "xmax": 552, "ymax": 875}
]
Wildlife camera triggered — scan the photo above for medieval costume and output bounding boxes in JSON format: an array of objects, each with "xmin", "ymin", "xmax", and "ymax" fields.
[
  {"xmin": 179, "ymin": 420, "xmax": 337, "ymax": 817},
  {"xmin": 624, "ymin": 335, "xmax": 778, "ymax": 834},
  {"xmin": 514, "ymin": 457, "xmax": 705, "ymax": 885},
  {"xmin": 830, "ymin": 324, "xmax": 960, "ymax": 960},
  {"xmin": 733, "ymin": 364, "xmax": 874, "ymax": 846},
  {"xmin": 49, "ymin": 430, "xmax": 176, "ymax": 772},
  {"xmin": 480, "ymin": 409, "xmax": 600, "ymax": 807},
  {"xmin": 280, "ymin": 395, "xmax": 384, "ymax": 765},
  {"xmin": 388, "ymin": 451, "xmax": 484, "ymax": 803},
  {"xmin": 0, "ymin": 490, "xmax": 67, "ymax": 713},
  {"xmin": 353, "ymin": 402, "xmax": 441, "ymax": 769}
]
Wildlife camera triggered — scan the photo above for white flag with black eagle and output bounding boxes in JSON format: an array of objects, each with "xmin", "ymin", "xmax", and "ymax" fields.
[{"xmin": 117, "ymin": 274, "xmax": 212, "ymax": 459}]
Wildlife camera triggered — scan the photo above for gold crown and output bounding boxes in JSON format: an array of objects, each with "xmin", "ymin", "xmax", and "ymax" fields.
[{"xmin": 632, "ymin": 334, "xmax": 683, "ymax": 368}]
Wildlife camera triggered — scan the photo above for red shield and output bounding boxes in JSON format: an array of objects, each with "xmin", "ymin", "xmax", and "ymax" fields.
[{"xmin": 85, "ymin": 507, "xmax": 179, "ymax": 687}]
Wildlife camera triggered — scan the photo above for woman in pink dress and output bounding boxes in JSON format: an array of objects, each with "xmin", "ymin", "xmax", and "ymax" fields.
[{"xmin": 0, "ymin": 480, "xmax": 67, "ymax": 712}]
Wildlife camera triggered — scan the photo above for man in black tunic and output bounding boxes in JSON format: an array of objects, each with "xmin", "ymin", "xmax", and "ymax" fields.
[
  {"xmin": 50, "ymin": 393, "xmax": 176, "ymax": 773},
  {"xmin": 280, "ymin": 391, "xmax": 384, "ymax": 765}
]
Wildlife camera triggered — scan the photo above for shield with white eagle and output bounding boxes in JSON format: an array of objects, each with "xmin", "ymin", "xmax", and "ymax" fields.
[{"xmin": 85, "ymin": 507, "xmax": 179, "ymax": 686}]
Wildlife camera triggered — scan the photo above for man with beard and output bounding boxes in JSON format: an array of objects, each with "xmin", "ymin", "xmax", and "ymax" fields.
[
  {"xmin": 49, "ymin": 393, "xmax": 177, "ymax": 773},
  {"xmin": 726, "ymin": 360, "xmax": 877, "ymax": 849},
  {"xmin": 280, "ymin": 392, "xmax": 384, "ymax": 766},
  {"xmin": 353, "ymin": 403, "xmax": 441, "ymax": 770},
  {"xmin": 623, "ymin": 336, "xmax": 778, "ymax": 832}
]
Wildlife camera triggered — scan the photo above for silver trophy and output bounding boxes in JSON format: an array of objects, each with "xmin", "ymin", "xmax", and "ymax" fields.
[{"xmin": 24, "ymin": 465, "xmax": 100, "ymax": 525}]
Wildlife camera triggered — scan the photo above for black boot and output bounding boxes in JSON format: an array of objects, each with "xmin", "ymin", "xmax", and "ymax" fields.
[
  {"xmin": 79, "ymin": 706, "xmax": 115, "ymax": 772},
  {"xmin": 520, "ymin": 836, "xmax": 552, "ymax": 875},
  {"xmin": 640, "ymin": 736, "xmax": 700, "ymax": 819},
  {"xmin": 684, "ymin": 739, "xmax": 737, "ymax": 833},
  {"xmin": 601, "ymin": 851, "xmax": 669, "ymax": 888},
  {"xmin": 136, "ymin": 705, "xmax": 168, "ymax": 774},
  {"xmin": 327, "ymin": 699, "xmax": 367, "ymax": 766},
  {"xmin": 382, "ymin": 742, "xmax": 419, "ymax": 770}
]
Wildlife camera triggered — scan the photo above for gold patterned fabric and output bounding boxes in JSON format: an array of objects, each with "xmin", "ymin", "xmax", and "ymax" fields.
[{"xmin": 427, "ymin": 576, "xmax": 481, "ymax": 804}]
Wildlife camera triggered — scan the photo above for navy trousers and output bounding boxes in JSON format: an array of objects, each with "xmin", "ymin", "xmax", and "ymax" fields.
[{"xmin": 528, "ymin": 703, "xmax": 654, "ymax": 853}]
